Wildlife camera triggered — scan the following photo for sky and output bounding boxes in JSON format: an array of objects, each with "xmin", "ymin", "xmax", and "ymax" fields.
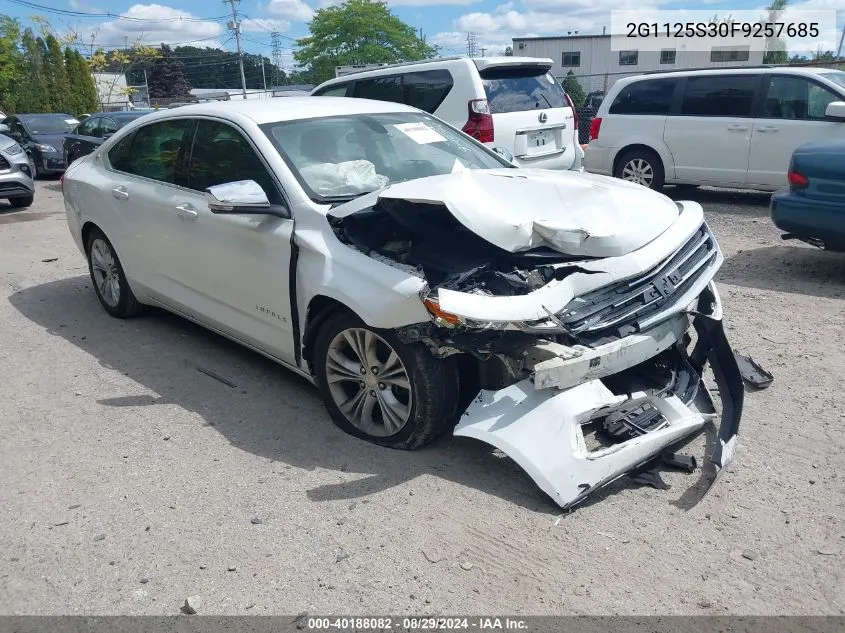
[{"xmin": 0, "ymin": 0, "xmax": 842, "ymax": 74}]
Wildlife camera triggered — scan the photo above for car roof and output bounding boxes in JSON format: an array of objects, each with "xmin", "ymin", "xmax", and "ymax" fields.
[
  {"xmin": 626, "ymin": 65, "xmax": 839, "ymax": 80},
  {"xmin": 135, "ymin": 97, "xmax": 420, "ymax": 125}
]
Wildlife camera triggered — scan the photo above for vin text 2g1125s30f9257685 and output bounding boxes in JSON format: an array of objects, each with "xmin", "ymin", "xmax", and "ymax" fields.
[{"xmin": 61, "ymin": 97, "xmax": 746, "ymax": 509}]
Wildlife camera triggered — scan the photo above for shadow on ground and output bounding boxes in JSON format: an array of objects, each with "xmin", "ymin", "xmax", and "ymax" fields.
[
  {"xmin": 664, "ymin": 186, "xmax": 772, "ymax": 217},
  {"xmin": 720, "ymin": 244, "xmax": 845, "ymax": 299}
]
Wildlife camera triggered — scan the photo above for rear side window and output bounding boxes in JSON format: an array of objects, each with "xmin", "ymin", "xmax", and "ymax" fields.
[
  {"xmin": 314, "ymin": 84, "xmax": 351, "ymax": 97},
  {"xmin": 480, "ymin": 67, "xmax": 565, "ymax": 113},
  {"xmin": 402, "ymin": 70, "xmax": 453, "ymax": 113},
  {"xmin": 681, "ymin": 75, "xmax": 758, "ymax": 117},
  {"xmin": 354, "ymin": 75, "xmax": 402, "ymax": 102},
  {"xmin": 108, "ymin": 119, "xmax": 194, "ymax": 185},
  {"xmin": 609, "ymin": 79, "xmax": 676, "ymax": 115}
]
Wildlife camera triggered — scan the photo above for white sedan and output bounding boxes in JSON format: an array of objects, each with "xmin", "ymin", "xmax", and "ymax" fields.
[{"xmin": 62, "ymin": 98, "xmax": 745, "ymax": 509}]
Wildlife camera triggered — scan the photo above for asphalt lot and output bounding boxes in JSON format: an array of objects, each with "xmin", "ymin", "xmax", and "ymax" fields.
[{"xmin": 1, "ymin": 179, "xmax": 843, "ymax": 616}]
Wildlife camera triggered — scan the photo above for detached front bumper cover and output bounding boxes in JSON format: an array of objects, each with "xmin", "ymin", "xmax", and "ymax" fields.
[{"xmin": 454, "ymin": 312, "xmax": 743, "ymax": 510}]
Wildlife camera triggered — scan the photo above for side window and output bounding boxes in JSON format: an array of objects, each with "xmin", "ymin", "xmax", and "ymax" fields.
[
  {"xmin": 99, "ymin": 117, "xmax": 118, "ymax": 136},
  {"xmin": 77, "ymin": 117, "xmax": 100, "ymax": 137},
  {"xmin": 764, "ymin": 76, "xmax": 839, "ymax": 120},
  {"xmin": 9, "ymin": 119, "xmax": 26, "ymax": 137},
  {"xmin": 188, "ymin": 120, "xmax": 281, "ymax": 205},
  {"xmin": 314, "ymin": 84, "xmax": 350, "ymax": 97},
  {"xmin": 354, "ymin": 75, "xmax": 402, "ymax": 103},
  {"xmin": 402, "ymin": 70, "xmax": 453, "ymax": 113},
  {"xmin": 609, "ymin": 79, "xmax": 676, "ymax": 115},
  {"xmin": 681, "ymin": 75, "xmax": 758, "ymax": 117},
  {"xmin": 108, "ymin": 119, "xmax": 193, "ymax": 184}
]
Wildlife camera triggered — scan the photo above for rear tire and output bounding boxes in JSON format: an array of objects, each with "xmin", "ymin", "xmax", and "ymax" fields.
[
  {"xmin": 314, "ymin": 310, "xmax": 458, "ymax": 450},
  {"xmin": 8, "ymin": 194, "xmax": 34, "ymax": 208},
  {"xmin": 85, "ymin": 228, "xmax": 142, "ymax": 318},
  {"xmin": 615, "ymin": 148, "xmax": 665, "ymax": 191}
]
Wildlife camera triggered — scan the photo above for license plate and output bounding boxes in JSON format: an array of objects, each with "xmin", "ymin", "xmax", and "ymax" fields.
[{"xmin": 528, "ymin": 130, "xmax": 555, "ymax": 150}]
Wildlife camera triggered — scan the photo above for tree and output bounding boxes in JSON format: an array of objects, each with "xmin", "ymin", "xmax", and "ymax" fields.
[
  {"xmin": 763, "ymin": 0, "xmax": 789, "ymax": 64},
  {"xmin": 65, "ymin": 47, "xmax": 98, "ymax": 115},
  {"xmin": 90, "ymin": 43, "xmax": 160, "ymax": 108},
  {"xmin": 504, "ymin": 45, "xmax": 513, "ymax": 56},
  {"xmin": 0, "ymin": 16, "xmax": 21, "ymax": 111},
  {"xmin": 44, "ymin": 34, "xmax": 71, "ymax": 113},
  {"xmin": 294, "ymin": 0, "xmax": 437, "ymax": 84},
  {"xmin": 147, "ymin": 43, "xmax": 191, "ymax": 99},
  {"xmin": 563, "ymin": 70, "xmax": 585, "ymax": 107},
  {"xmin": 15, "ymin": 30, "xmax": 50, "ymax": 112}
]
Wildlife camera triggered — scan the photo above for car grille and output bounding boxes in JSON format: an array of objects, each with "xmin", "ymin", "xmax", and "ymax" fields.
[{"xmin": 559, "ymin": 224, "xmax": 719, "ymax": 342}]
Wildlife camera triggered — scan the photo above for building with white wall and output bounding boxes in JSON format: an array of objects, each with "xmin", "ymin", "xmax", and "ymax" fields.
[{"xmin": 513, "ymin": 34, "xmax": 765, "ymax": 93}]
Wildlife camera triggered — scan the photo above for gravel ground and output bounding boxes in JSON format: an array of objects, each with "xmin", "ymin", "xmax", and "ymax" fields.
[{"xmin": 1, "ymin": 180, "xmax": 843, "ymax": 616}]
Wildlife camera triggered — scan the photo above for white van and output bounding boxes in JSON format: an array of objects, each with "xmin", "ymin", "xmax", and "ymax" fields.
[
  {"xmin": 584, "ymin": 67, "xmax": 845, "ymax": 190},
  {"xmin": 312, "ymin": 56, "xmax": 583, "ymax": 171}
]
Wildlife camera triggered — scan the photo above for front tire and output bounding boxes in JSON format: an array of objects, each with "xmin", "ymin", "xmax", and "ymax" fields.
[
  {"xmin": 615, "ymin": 148, "xmax": 665, "ymax": 191},
  {"xmin": 85, "ymin": 228, "xmax": 142, "ymax": 318},
  {"xmin": 8, "ymin": 194, "xmax": 34, "ymax": 208},
  {"xmin": 314, "ymin": 311, "xmax": 457, "ymax": 450}
]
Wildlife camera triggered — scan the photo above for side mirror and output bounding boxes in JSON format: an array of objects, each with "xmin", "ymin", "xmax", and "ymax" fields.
[
  {"xmin": 205, "ymin": 180, "xmax": 272, "ymax": 214},
  {"xmin": 824, "ymin": 101, "xmax": 845, "ymax": 120},
  {"xmin": 0, "ymin": 123, "xmax": 9, "ymax": 134},
  {"xmin": 492, "ymin": 146, "xmax": 515, "ymax": 163}
]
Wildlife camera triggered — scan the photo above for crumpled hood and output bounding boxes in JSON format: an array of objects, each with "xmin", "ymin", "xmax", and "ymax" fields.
[{"xmin": 329, "ymin": 168, "xmax": 680, "ymax": 258}]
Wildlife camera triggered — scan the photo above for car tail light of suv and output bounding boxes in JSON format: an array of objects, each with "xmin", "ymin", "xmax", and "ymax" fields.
[
  {"xmin": 462, "ymin": 99, "xmax": 494, "ymax": 143},
  {"xmin": 788, "ymin": 170, "xmax": 809, "ymax": 189},
  {"xmin": 589, "ymin": 117, "xmax": 602, "ymax": 141}
]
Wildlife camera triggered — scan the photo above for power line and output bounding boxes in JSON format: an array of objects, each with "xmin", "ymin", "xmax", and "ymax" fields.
[{"xmin": 5, "ymin": 0, "xmax": 229, "ymax": 22}]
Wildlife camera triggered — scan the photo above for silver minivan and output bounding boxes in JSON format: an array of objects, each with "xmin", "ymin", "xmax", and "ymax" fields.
[{"xmin": 312, "ymin": 56, "xmax": 583, "ymax": 171}]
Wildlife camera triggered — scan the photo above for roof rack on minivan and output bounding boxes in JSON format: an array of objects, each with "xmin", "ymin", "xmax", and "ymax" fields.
[
  {"xmin": 638, "ymin": 64, "xmax": 781, "ymax": 76},
  {"xmin": 332, "ymin": 56, "xmax": 469, "ymax": 76}
]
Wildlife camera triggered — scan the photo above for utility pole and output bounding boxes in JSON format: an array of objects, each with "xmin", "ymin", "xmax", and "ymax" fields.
[
  {"xmin": 143, "ymin": 68, "xmax": 150, "ymax": 107},
  {"xmin": 224, "ymin": 0, "xmax": 248, "ymax": 98},
  {"xmin": 480, "ymin": 47, "xmax": 486, "ymax": 58},
  {"xmin": 837, "ymin": 22, "xmax": 844, "ymax": 60},
  {"xmin": 260, "ymin": 56, "xmax": 267, "ymax": 91}
]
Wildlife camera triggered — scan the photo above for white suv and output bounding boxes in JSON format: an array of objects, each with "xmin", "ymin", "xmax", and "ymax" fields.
[
  {"xmin": 584, "ymin": 67, "xmax": 845, "ymax": 190},
  {"xmin": 312, "ymin": 56, "xmax": 584, "ymax": 171}
]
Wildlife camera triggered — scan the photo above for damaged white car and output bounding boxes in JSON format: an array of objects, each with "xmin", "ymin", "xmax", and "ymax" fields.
[{"xmin": 62, "ymin": 98, "xmax": 744, "ymax": 509}]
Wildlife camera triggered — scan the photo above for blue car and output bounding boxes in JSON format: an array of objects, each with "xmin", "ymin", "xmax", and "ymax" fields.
[{"xmin": 771, "ymin": 139, "xmax": 845, "ymax": 251}]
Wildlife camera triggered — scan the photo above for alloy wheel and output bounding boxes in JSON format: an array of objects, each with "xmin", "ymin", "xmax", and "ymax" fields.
[
  {"xmin": 621, "ymin": 158, "xmax": 654, "ymax": 187},
  {"xmin": 90, "ymin": 238, "xmax": 121, "ymax": 308},
  {"xmin": 325, "ymin": 327, "xmax": 412, "ymax": 437}
]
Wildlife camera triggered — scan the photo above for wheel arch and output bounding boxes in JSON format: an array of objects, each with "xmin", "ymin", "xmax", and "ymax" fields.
[
  {"xmin": 302, "ymin": 295, "xmax": 354, "ymax": 374},
  {"xmin": 613, "ymin": 143, "xmax": 667, "ymax": 177}
]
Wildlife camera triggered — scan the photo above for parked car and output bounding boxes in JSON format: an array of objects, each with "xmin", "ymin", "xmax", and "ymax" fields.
[
  {"xmin": 311, "ymin": 56, "xmax": 584, "ymax": 172},
  {"xmin": 61, "ymin": 98, "xmax": 743, "ymax": 509},
  {"xmin": 0, "ymin": 133, "xmax": 35, "ymax": 208},
  {"xmin": 770, "ymin": 138, "xmax": 845, "ymax": 251},
  {"xmin": 0, "ymin": 113, "xmax": 79, "ymax": 178},
  {"xmin": 64, "ymin": 111, "xmax": 151, "ymax": 165},
  {"xmin": 585, "ymin": 67, "xmax": 845, "ymax": 191}
]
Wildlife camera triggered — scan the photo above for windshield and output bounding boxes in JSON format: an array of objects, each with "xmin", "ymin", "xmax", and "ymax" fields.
[
  {"xmin": 260, "ymin": 112, "xmax": 511, "ymax": 201},
  {"xmin": 21, "ymin": 115, "xmax": 79, "ymax": 135},
  {"xmin": 819, "ymin": 70, "xmax": 845, "ymax": 92},
  {"xmin": 480, "ymin": 67, "xmax": 566, "ymax": 113}
]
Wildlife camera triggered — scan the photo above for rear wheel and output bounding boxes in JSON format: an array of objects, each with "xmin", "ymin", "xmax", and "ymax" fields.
[
  {"xmin": 85, "ymin": 228, "xmax": 142, "ymax": 318},
  {"xmin": 314, "ymin": 311, "xmax": 457, "ymax": 450},
  {"xmin": 615, "ymin": 148, "xmax": 665, "ymax": 191},
  {"xmin": 8, "ymin": 194, "xmax": 33, "ymax": 208}
]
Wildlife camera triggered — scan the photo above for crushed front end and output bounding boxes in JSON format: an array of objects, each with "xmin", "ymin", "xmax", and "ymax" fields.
[{"xmin": 327, "ymin": 171, "xmax": 744, "ymax": 509}]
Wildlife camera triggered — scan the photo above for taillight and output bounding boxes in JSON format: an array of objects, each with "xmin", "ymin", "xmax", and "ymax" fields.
[
  {"xmin": 462, "ymin": 99, "xmax": 494, "ymax": 143},
  {"xmin": 589, "ymin": 117, "xmax": 602, "ymax": 141},
  {"xmin": 788, "ymin": 170, "xmax": 808, "ymax": 189},
  {"xmin": 565, "ymin": 93, "xmax": 578, "ymax": 134}
]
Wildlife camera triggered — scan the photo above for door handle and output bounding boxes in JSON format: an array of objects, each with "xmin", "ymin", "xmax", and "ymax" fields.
[
  {"xmin": 727, "ymin": 124, "xmax": 749, "ymax": 132},
  {"xmin": 175, "ymin": 203, "xmax": 198, "ymax": 220},
  {"xmin": 111, "ymin": 186, "xmax": 129, "ymax": 200},
  {"xmin": 756, "ymin": 126, "xmax": 779, "ymax": 133}
]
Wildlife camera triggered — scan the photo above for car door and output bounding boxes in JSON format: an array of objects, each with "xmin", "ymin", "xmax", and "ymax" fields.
[
  {"xmin": 164, "ymin": 118, "xmax": 297, "ymax": 363},
  {"xmin": 663, "ymin": 74, "xmax": 761, "ymax": 185},
  {"xmin": 103, "ymin": 118, "xmax": 196, "ymax": 299},
  {"xmin": 747, "ymin": 74, "xmax": 845, "ymax": 188},
  {"xmin": 65, "ymin": 116, "xmax": 101, "ymax": 163}
]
